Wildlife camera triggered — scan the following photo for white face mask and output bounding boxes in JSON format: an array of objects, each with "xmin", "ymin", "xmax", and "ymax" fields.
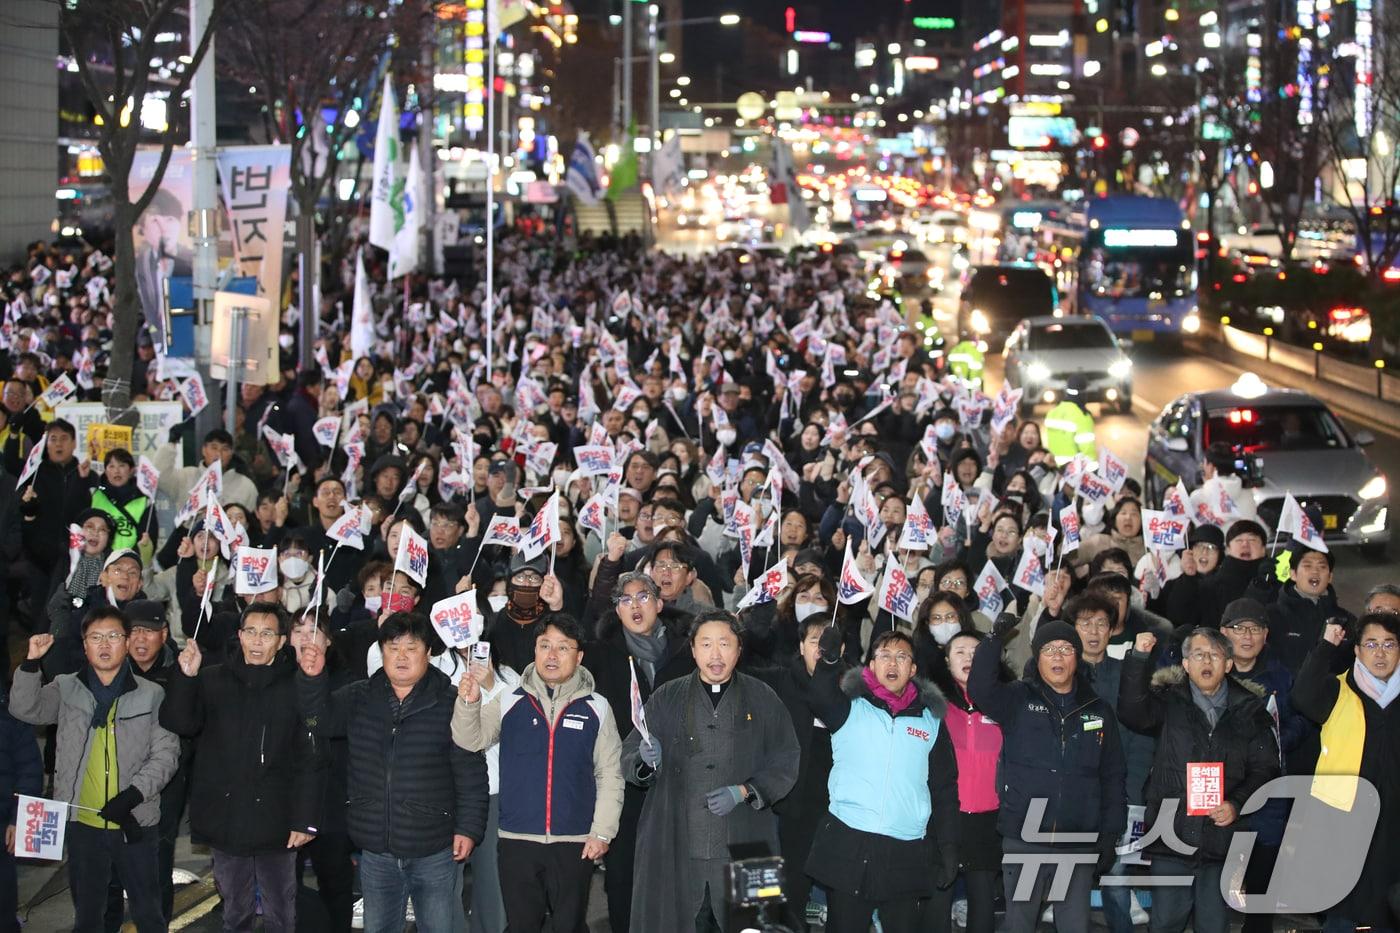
[
  {"xmin": 363, "ymin": 594, "xmax": 382, "ymax": 613},
  {"xmin": 280, "ymin": 556, "xmax": 310, "ymax": 580},
  {"xmin": 278, "ymin": 334, "xmax": 295, "ymax": 350},
  {"xmin": 1082, "ymin": 500, "xmax": 1106, "ymax": 527},
  {"xmin": 935, "ymin": 422, "xmax": 956, "ymax": 441},
  {"xmin": 634, "ymin": 410, "xmax": 651, "ymax": 424},
  {"xmin": 488, "ymin": 594, "xmax": 509, "ymax": 613},
  {"xmin": 795, "ymin": 601, "xmax": 827, "ymax": 622},
  {"xmin": 669, "ymin": 387, "xmax": 688, "ymax": 403},
  {"xmin": 716, "ymin": 428, "xmax": 737, "ymax": 447},
  {"xmin": 930, "ymin": 621, "xmax": 962, "ymax": 645}
]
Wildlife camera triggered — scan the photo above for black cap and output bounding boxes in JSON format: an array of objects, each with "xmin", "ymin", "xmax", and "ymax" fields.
[
  {"xmin": 1032, "ymin": 620, "xmax": 1082, "ymax": 659},
  {"xmin": 1221, "ymin": 597, "xmax": 1268, "ymax": 628},
  {"xmin": 1188, "ymin": 524, "xmax": 1224, "ymax": 548},
  {"xmin": 1225, "ymin": 519, "xmax": 1267, "ymax": 545},
  {"xmin": 125, "ymin": 599, "xmax": 168, "ymax": 630}
]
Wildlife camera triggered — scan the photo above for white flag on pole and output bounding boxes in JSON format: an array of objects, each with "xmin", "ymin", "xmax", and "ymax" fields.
[{"xmin": 369, "ymin": 73, "xmax": 400, "ymax": 252}]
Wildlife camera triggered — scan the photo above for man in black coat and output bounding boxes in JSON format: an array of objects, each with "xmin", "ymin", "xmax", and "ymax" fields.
[
  {"xmin": 1118, "ymin": 626, "xmax": 1280, "ymax": 933},
  {"xmin": 1196, "ymin": 521, "xmax": 1269, "ymax": 628},
  {"xmin": 160, "ymin": 601, "xmax": 325, "ymax": 933},
  {"xmin": 968, "ymin": 617, "xmax": 1127, "ymax": 933},
  {"xmin": 581, "ymin": 572, "xmax": 695, "ymax": 933},
  {"xmin": 19, "ymin": 419, "xmax": 92, "ymax": 611},
  {"xmin": 297, "ymin": 612, "xmax": 488, "ymax": 932},
  {"xmin": 1266, "ymin": 545, "xmax": 1355, "ymax": 675}
]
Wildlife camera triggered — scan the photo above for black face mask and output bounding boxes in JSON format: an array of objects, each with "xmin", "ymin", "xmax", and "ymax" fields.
[{"xmin": 508, "ymin": 582, "xmax": 543, "ymax": 622}]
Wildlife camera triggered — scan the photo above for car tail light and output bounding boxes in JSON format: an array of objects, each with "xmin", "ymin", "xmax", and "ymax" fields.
[{"xmin": 1228, "ymin": 409, "xmax": 1256, "ymax": 424}]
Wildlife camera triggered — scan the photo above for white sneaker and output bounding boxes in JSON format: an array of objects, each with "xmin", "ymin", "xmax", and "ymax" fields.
[
  {"xmin": 352, "ymin": 898, "xmax": 365, "ymax": 930},
  {"xmin": 1041, "ymin": 905, "xmax": 1055, "ymax": 923},
  {"xmin": 171, "ymin": 868, "xmax": 200, "ymax": 886},
  {"xmin": 405, "ymin": 899, "xmax": 415, "ymax": 924},
  {"xmin": 1129, "ymin": 895, "xmax": 1149, "ymax": 926},
  {"xmin": 952, "ymin": 898, "xmax": 968, "ymax": 928}
]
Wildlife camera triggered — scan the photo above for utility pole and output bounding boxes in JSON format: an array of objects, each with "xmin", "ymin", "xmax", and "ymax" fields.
[
  {"xmin": 649, "ymin": 3, "xmax": 660, "ymax": 178},
  {"xmin": 622, "ymin": 0, "xmax": 634, "ymax": 138},
  {"xmin": 189, "ymin": 0, "xmax": 222, "ymax": 437}
]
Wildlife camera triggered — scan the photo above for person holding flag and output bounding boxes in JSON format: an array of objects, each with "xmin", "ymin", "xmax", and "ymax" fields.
[
  {"xmin": 581, "ymin": 571, "xmax": 696, "ymax": 933},
  {"xmin": 20, "ymin": 420, "xmax": 92, "ymax": 619},
  {"xmin": 621, "ymin": 609, "xmax": 798, "ymax": 931},
  {"xmin": 89, "ymin": 448, "xmax": 156, "ymax": 556},
  {"xmin": 802, "ymin": 620, "xmax": 960, "ymax": 933}
]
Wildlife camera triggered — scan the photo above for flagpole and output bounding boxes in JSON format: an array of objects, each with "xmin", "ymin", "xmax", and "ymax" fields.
[{"xmin": 484, "ymin": 29, "xmax": 496, "ymax": 382}]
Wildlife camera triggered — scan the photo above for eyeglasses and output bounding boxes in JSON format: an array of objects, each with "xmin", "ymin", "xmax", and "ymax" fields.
[
  {"xmin": 1075, "ymin": 620, "xmax": 1112, "ymax": 632},
  {"xmin": 537, "ymin": 642, "xmax": 578, "ymax": 655},
  {"xmin": 941, "ymin": 579, "xmax": 969, "ymax": 591},
  {"xmin": 105, "ymin": 566, "xmax": 139, "ymax": 579},
  {"xmin": 928, "ymin": 612, "xmax": 960, "ymax": 624},
  {"xmin": 430, "ymin": 518, "xmax": 462, "ymax": 529},
  {"xmin": 85, "ymin": 632, "xmax": 127, "ymax": 646},
  {"xmin": 1361, "ymin": 640, "xmax": 1400, "ymax": 653},
  {"xmin": 1186, "ymin": 651, "xmax": 1226, "ymax": 663},
  {"xmin": 240, "ymin": 628, "xmax": 281, "ymax": 642},
  {"xmin": 652, "ymin": 560, "xmax": 688, "ymax": 572},
  {"xmin": 873, "ymin": 651, "xmax": 913, "ymax": 665},
  {"xmin": 512, "ymin": 572, "xmax": 543, "ymax": 586},
  {"xmin": 616, "ymin": 592, "xmax": 655, "ymax": 608},
  {"xmin": 1224, "ymin": 623, "xmax": 1265, "ymax": 636},
  {"xmin": 1040, "ymin": 645, "xmax": 1077, "ymax": 658}
]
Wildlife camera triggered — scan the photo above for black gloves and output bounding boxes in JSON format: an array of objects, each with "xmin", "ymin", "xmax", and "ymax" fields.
[
  {"xmin": 936, "ymin": 851, "xmax": 960, "ymax": 889},
  {"xmin": 992, "ymin": 612, "xmax": 1020, "ymax": 641},
  {"xmin": 818, "ymin": 624, "xmax": 844, "ymax": 664},
  {"xmin": 97, "ymin": 787, "xmax": 143, "ymax": 826}
]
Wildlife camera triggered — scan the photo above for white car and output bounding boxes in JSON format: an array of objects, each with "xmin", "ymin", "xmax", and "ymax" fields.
[{"xmin": 1003, "ymin": 316, "xmax": 1134, "ymax": 414}]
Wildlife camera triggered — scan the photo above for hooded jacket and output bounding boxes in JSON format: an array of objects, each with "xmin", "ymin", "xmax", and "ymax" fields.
[
  {"xmin": 967, "ymin": 634, "xmax": 1128, "ymax": 847},
  {"xmin": 452, "ymin": 662, "xmax": 623, "ymax": 845},
  {"xmin": 1116, "ymin": 655, "xmax": 1280, "ymax": 862}
]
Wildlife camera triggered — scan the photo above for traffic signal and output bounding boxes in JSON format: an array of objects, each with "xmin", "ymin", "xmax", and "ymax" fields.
[{"xmin": 1091, "ymin": 135, "xmax": 1107, "ymax": 150}]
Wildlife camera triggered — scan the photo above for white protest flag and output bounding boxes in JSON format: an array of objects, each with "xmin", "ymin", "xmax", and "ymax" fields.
[
  {"xmin": 875, "ymin": 555, "xmax": 919, "ymax": 623},
  {"xmin": 836, "ymin": 541, "xmax": 876, "ymax": 605},
  {"xmin": 369, "ymin": 73, "xmax": 400, "ymax": 252},
  {"xmin": 429, "ymin": 589, "xmax": 484, "ymax": 648},
  {"xmin": 393, "ymin": 524, "xmax": 431, "ymax": 587},
  {"xmin": 389, "ymin": 144, "xmax": 425, "ymax": 279},
  {"xmin": 326, "ymin": 506, "xmax": 369, "ymax": 550},
  {"xmin": 17, "ymin": 433, "xmax": 46, "ymax": 487},
  {"xmin": 135, "ymin": 456, "xmax": 160, "ymax": 499},
  {"xmin": 312, "ymin": 416, "xmax": 340, "ymax": 448},
  {"xmin": 737, "ymin": 558, "xmax": 790, "ymax": 610},
  {"xmin": 628, "ymin": 657, "xmax": 652, "ymax": 746},
  {"xmin": 351, "ymin": 250, "xmax": 375, "ymax": 359},
  {"xmin": 521, "ymin": 492, "xmax": 561, "ymax": 561},
  {"xmin": 234, "ymin": 546, "xmax": 279, "ymax": 595},
  {"xmin": 973, "ymin": 561, "xmax": 1009, "ymax": 618},
  {"xmin": 16, "ymin": 795, "xmax": 68, "ymax": 861}
]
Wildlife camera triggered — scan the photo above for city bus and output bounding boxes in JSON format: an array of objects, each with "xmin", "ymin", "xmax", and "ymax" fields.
[{"xmin": 1046, "ymin": 195, "xmax": 1200, "ymax": 340}]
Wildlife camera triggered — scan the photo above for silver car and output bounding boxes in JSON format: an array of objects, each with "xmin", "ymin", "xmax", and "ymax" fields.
[
  {"xmin": 1143, "ymin": 381, "xmax": 1390, "ymax": 553},
  {"xmin": 1003, "ymin": 316, "xmax": 1134, "ymax": 415}
]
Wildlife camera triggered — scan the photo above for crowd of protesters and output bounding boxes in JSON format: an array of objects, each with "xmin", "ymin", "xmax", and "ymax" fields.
[{"xmin": 0, "ymin": 229, "xmax": 1395, "ymax": 933}]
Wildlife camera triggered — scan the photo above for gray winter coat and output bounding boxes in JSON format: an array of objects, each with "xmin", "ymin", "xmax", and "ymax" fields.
[{"xmin": 9, "ymin": 665, "xmax": 178, "ymax": 827}]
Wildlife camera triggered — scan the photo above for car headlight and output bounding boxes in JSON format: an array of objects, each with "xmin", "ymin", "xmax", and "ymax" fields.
[
  {"xmin": 1026, "ymin": 362, "xmax": 1052, "ymax": 383},
  {"xmin": 970, "ymin": 308, "xmax": 990, "ymax": 334},
  {"xmin": 1360, "ymin": 474, "xmax": 1388, "ymax": 501},
  {"xmin": 1109, "ymin": 359, "xmax": 1133, "ymax": 380},
  {"xmin": 1182, "ymin": 313, "xmax": 1201, "ymax": 334}
]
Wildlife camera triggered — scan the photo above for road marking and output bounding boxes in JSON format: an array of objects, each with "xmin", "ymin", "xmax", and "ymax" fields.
[{"xmin": 170, "ymin": 893, "xmax": 221, "ymax": 931}]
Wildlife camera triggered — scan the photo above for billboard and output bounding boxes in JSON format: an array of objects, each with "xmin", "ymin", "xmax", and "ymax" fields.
[{"xmin": 1007, "ymin": 115, "xmax": 1080, "ymax": 149}]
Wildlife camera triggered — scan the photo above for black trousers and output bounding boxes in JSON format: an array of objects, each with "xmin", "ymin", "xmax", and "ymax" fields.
[
  {"xmin": 497, "ymin": 838, "xmax": 593, "ymax": 933},
  {"xmin": 298, "ymin": 831, "xmax": 357, "ymax": 933},
  {"xmin": 921, "ymin": 870, "xmax": 998, "ymax": 933},
  {"xmin": 69, "ymin": 822, "xmax": 164, "ymax": 933},
  {"xmin": 824, "ymin": 888, "xmax": 923, "ymax": 933},
  {"xmin": 0, "ymin": 847, "xmax": 18, "ymax": 933}
]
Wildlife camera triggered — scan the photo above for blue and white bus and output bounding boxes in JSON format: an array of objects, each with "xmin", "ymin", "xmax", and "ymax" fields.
[{"xmin": 1048, "ymin": 196, "xmax": 1200, "ymax": 340}]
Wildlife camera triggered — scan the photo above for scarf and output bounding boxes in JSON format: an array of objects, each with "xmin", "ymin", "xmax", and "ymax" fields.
[
  {"xmin": 1190, "ymin": 680, "xmax": 1229, "ymax": 729},
  {"xmin": 623, "ymin": 625, "xmax": 667, "ymax": 682},
  {"xmin": 82, "ymin": 662, "xmax": 130, "ymax": 728},
  {"xmin": 67, "ymin": 552, "xmax": 105, "ymax": 598},
  {"xmin": 862, "ymin": 667, "xmax": 917, "ymax": 716},
  {"xmin": 1353, "ymin": 659, "xmax": 1400, "ymax": 709}
]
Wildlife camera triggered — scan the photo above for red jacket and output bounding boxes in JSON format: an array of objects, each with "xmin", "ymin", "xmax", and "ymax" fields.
[{"xmin": 944, "ymin": 687, "xmax": 1002, "ymax": 814}]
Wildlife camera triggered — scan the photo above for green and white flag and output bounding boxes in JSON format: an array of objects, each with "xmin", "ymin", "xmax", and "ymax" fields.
[
  {"xmin": 389, "ymin": 145, "xmax": 424, "ymax": 279},
  {"xmin": 369, "ymin": 73, "xmax": 401, "ymax": 252}
]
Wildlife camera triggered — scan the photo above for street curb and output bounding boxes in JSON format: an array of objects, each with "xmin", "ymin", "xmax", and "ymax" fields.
[{"xmin": 1189, "ymin": 336, "xmax": 1400, "ymax": 434}]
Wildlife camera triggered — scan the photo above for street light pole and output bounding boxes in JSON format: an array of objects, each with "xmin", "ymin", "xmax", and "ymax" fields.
[
  {"xmin": 622, "ymin": 0, "xmax": 633, "ymax": 138},
  {"xmin": 649, "ymin": 4, "xmax": 660, "ymax": 179}
]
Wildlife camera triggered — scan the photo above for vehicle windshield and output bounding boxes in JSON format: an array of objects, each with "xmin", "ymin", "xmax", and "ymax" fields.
[
  {"xmin": 1083, "ymin": 246, "xmax": 1194, "ymax": 298},
  {"xmin": 968, "ymin": 269, "xmax": 1054, "ymax": 312},
  {"xmin": 1029, "ymin": 322, "xmax": 1116, "ymax": 351},
  {"xmin": 1204, "ymin": 405, "xmax": 1351, "ymax": 452}
]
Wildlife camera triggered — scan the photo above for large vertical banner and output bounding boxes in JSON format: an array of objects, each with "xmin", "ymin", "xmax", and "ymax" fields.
[
  {"xmin": 215, "ymin": 146, "xmax": 292, "ymax": 303},
  {"xmin": 131, "ymin": 150, "xmax": 195, "ymax": 348}
]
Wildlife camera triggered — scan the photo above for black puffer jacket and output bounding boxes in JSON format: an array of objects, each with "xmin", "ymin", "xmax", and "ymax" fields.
[
  {"xmin": 1267, "ymin": 583, "xmax": 1355, "ymax": 675},
  {"xmin": 160, "ymin": 649, "xmax": 325, "ymax": 856},
  {"xmin": 297, "ymin": 665, "xmax": 488, "ymax": 858},
  {"xmin": 967, "ymin": 634, "xmax": 1127, "ymax": 847},
  {"xmin": 1117, "ymin": 654, "xmax": 1280, "ymax": 862}
]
